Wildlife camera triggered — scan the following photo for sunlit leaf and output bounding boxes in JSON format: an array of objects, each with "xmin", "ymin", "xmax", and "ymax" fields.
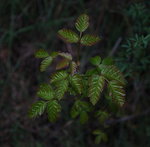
[
  {"xmin": 88, "ymin": 75, "xmax": 105, "ymax": 105},
  {"xmin": 75, "ymin": 14, "xmax": 89, "ymax": 32},
  {"xmin": 58, "ymin": 29, "xmax": 79, "ymax": 43},
  {"xmin": 108, "ymin": 80, "xmax": 125, "ymax": 106},
  {"xmin": 40, "ymin": 56, "xmax": 53, "ymax": 72},
  {"xmin": 81, "ymin": 34, "xmax": 100, "ymax": 46},
  {"xmin": 47, "ymin": 100, "xmax": 61, "ymax": 122},
  {"xmin": 28, "ymin": 101, "xmax": 46, "ymax": 118}
]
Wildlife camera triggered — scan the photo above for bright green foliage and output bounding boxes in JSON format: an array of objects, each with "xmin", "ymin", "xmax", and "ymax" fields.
[
  {"xmin": 81, "ymin": 34, "xmax": 100, "ymax": 46},
  {"xmin": 37, "ymin": 84, "xmax": 54, "ymax": 100},
  {"xmin": 108, "ymin": 80, "xmax": 125, "ymax": 106},
  {"xmin": 29, "ymin": 14, "xmax": 126, "ymax": 144},
  {"xmin": 58, "ymin": 29, "xmax": 79, "ymax": 43},
  {"xmin": 90, "ymin": 56, "xmax": 101, "ymax": 66},
  {"xmin": 75, "ymin": 14, "xmax": 89, "ymax": 32},
  {"xmin": 47, "ymin": 100, "xmax": 61, "ymax": 122},
  {"xmin": 99, "ymin": 65, "xmax": 126, "ymax": 85},
  {"xmin": 88, "ymin": 75, "xmax": 105, "ymax": 105},
  {"xmin": 35, "ymin": 49, "xmax": 49, "ymax": 58},
  {"xmin": 55, "ymin": 80, "xmax": 69, "ymax": 100},
  {"xmin": 40, "ymin": 56, "xmax": 53, "ymax": 72},
  {"xmin": 58, "ymin": 52, "xmax": 72, "ymax": 60},
  {"xmin": 69, "ymin": 74, "xmax": 82, "ymax": 94},
  {"xmin": 50, "ymin": 71, "xmax": 68, "ymax": 83},
  {"xmin": 29, "ymin": 101, "xmax": 46, "ymax": 118},
  {"xmin": 93, "ymin": 130, "xmax": 108, "ymax": 144}
]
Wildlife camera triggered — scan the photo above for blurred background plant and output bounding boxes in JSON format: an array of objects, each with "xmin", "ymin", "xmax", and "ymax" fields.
[{"xmin": 0, "ymin": 0, "xmax": 149, "ymax": 147}]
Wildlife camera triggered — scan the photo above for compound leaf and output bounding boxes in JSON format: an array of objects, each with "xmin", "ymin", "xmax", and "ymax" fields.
[
  {"xmin": 88, "ymin": 75, "xmax": 105, "ymax": 105},
  {"xmin": 28, "ymin": 101, "xmax": 46, "ymax": 118},
  {"xmin": 58, "ymin": 29, "xmax": 79, "ymax": 43},
  {"xmin": 108, "ymin": 80, "xmax": 125, "ymax": 106},
  {"xmin": 50, "ymin": 71, "xmax": 68, "ymax": 83},
  {"xmin": 37, "ymin": 83, "xmax": 54, "ymax": 100},
  {"xmin": 40, "ymin": 56, "xmax": 53, "ymax": 72},
  {"xmin": 75, "ymin": 14, "xmax": 89, "ymax": 32},
  {"xmin": 47, "ymin": 100, "xmax": 61, "ymax": 122},
  {"xmin": 81, "ymin": 34, "xmax": 100, "ymax": 46},
  {"xmin": 35, "ymin": 49, "xmax": 49, "ymax": 58}
]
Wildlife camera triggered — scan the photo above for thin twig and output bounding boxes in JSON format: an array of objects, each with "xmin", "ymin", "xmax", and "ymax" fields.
[
  {"xmin": 105, "ymin": 108, "xmax": 150, "ymax": 125},
  {"xmin": 109, "ymin": 37, "xmax": 122, "ymax": 56}
]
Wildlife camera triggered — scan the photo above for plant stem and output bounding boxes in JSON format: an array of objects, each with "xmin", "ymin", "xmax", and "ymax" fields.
[{"xmin": 77, "ymin": 32, "xmax": 82, "ymax": 68}]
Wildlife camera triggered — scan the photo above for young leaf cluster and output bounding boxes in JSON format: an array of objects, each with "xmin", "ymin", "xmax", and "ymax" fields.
[{"xmin": 29, "ymin": 14, "xmax": 127, "ymax": 144}]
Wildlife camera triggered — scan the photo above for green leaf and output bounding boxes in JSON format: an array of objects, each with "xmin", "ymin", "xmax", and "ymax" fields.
[
  {"xmin": 47, "ymin": 100, "xmax": 61, "ymax": 122},
  {"xmin": 70, "ymin": 103, "xmax": 79, "ymax": 119},
  {"xmin": 80, "ymin": 34, "xmax": 100, "ymax": 46},
  {"xmin": 79, "ymin": 111, "xmax": 88, "ymax": 124},
  {"xmin": 37, "ymin": 83, "xmax": 54, "ymax": 100},
  {"xmin": 58, "ymin": 52, "xmax": 72, "ymax": 60},
  {"xmin": 94, "ymin": 135, "xmax": 101, "ymax": 144},
  {"xmin": 88, "ymin": 75, "xmax": 105, "ymax": 105},
  {"xmin": 85, "ymin": 69, "xmax": 98, "ymax": 76},
  {"xmin": 35, "ymin": 49, "xmax": 49, "ymax": 58},
  {"xmin": 108, "ymin": 80, "xmax": 125, "ymax": 106},
  {"xmin": 69, "ymin": 74, "xmax": 82, "ymax": 94},
  {"xmin": 55, "ymin": 79, "xmax": 69, "ymax": 100},
  {"xmin": 56, "ymin": 59, "xmax": 69, "ymax": 70},
  {"xmin": 70, "ymin": 100, "xmax": 91, "ymax": 119},
  {"xmin": 76, "ymin": 100, "xmax": 92, "ymax": 112},
  {"xmin": 50, "ymin": 51, "xmax": 58, "ymax": 58},
  {"xmin": 58, "ymin": 29, "xmax": 79, "ymax": 43},
  {"xmin": 50, "ymin": 71, "xmax": 68, "ymax": 83},
  {"xmin": 75, "ymin": 14, "xmax": 89, "ymax": 32},
  {"xmin": 95, "ymin": 111, "xmax": 109, "ymax": 124},
  {"xmin": 28, "ymin": 101, "xmax": 46, "ymax": 118},
  {"xmin": 99, "ymin": 65, "xmax": 126, "ymax": 85},
  {"xmin": 102, "ymin": 57, "xmax": 114, "ymax": 65},
  {"xmin": 93, "ymin": 130, "xmax": 108, "ymax": 144},
  {"xmin": 40, "ymin": 56, "xmax": 53, "ymax": 72},
  {"xmin": 90, "ymin": 56, "xmax": 101, "ymax": 66}
]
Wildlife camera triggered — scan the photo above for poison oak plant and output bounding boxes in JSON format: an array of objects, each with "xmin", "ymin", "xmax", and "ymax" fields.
[{"xmin": 29, "ymin": 14, "xmax": 126, "ymax": 144}]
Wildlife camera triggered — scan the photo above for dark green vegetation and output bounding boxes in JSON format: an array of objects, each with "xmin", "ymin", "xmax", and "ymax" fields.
[{"xmin": 0, "ymin": 0, "xmax": 150, "ymax": 147}]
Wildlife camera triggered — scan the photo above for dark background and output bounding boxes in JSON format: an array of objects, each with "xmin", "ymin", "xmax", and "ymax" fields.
[{"xmin": 0, "ymin": 0, "xmax": 150, "ymax": 147}]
